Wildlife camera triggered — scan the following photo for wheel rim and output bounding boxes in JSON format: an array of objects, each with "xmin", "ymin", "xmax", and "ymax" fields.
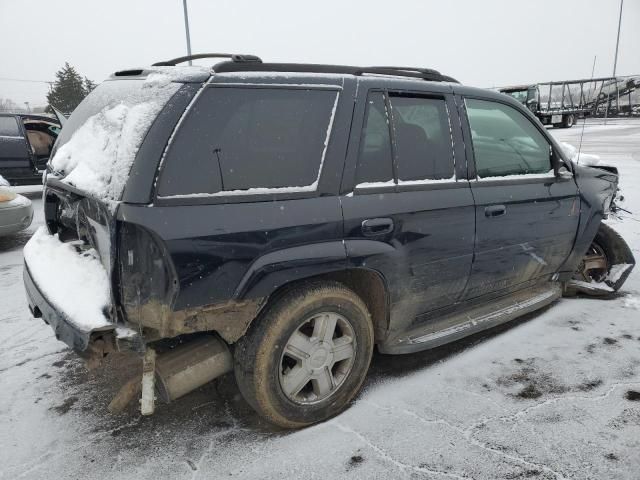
[
  {"xmin": 575, "ymin": 242, "xmax": 609, "ymax": 283},
  {"xmin": 278, "ymin": 311, "xmax": 356, "ymax": 405},
  {"xmin": 568, "ymin": 115, "xmax": 574, "ymax": 127}
]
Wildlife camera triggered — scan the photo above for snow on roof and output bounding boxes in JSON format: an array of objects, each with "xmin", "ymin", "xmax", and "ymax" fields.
[
  {"xmin": 23, "ymin": 227, "xmax": 112, "ymax": 332},
  {"xmin": 50, "ymin": 76, "xmax": 180, "ymax": 208},
  {"xmin": 214, "ymin": 71, "xmax": 347, "ymax": 80},
  {"xmin": 146, "ymin": 65, "xmax": 211, "ymax": 82}
]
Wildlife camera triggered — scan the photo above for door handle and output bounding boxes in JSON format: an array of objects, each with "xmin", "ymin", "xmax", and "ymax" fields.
[
  {"xmin": 484, "ymin": 205, "xmax": 506, "ymax": 217},
  {"xmin": 361, "ymin": 218, "xmax": 394, "ymax": 236}
]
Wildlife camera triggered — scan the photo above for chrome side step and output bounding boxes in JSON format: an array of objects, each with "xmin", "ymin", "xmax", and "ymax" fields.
[{"xmin": 379, "ymin": 283, "xmax": 562, "ymax": 354}]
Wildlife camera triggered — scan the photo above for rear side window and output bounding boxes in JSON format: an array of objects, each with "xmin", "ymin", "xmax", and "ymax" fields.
[
  {"xmin": 390, "ymin": 96, "xmax": 455, "ymax": 181},
  {"xmin": 0, "ymin": 116, "xmax": 20, "ymax": 136},
  {"xmin": 465, "ymin": 99, "xmax": 551, "ymax": 178},
  {"xmin": 356, "ymin": 92, "xmax": 393, "ymax": 185},
  {"xmin": 158, "ymin": 87, "xmax": 339, "ymax": 197}
]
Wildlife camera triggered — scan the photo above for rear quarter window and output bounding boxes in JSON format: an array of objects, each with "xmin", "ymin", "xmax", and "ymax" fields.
[{"xmin": 157, "ymin": 86, "xmax": 339, "ymax": 197}]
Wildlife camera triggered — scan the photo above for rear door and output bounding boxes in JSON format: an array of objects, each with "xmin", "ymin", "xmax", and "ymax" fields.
[
  {"xmin": 459, "ymin": 96, "xmax": 580, "ymax": 299},
  {"xmin": 341, "ymin": 83, "xmax": 475, "ymax": 340},
  {"xmin": 0, "ymin": 115, "xmax": 33, "ymax": 180}
]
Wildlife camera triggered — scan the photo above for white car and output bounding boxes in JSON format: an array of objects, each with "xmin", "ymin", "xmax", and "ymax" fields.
[{"xmin": 0, "ymin": 178, "xmax": 33, "ymax": 236}]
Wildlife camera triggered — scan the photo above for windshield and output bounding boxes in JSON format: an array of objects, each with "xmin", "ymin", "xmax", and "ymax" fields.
[
  {"xmin": 49, "ymin": 75, "xmax": 181, "ymax": 204},
  {"xmin": 504, "ymin": 90, "xmax": 529, "ymax": 104}
]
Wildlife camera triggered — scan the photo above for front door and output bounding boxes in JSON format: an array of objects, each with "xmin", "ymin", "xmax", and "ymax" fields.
[
  {"xmin": 341, "ymin": 86, "xmax": 475, "ymax": 341},
  {"xmin": 0, "ymin": 115, "xmax": 33, "ymax": 181},
  {"xmin": 460, "ymin": 97, "xmax": 580, "ymax": 299}
]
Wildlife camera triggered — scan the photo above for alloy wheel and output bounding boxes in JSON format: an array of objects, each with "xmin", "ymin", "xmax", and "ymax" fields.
[
  {"xmin": 575, "ymin": 242, "xmax": 609, "ymax": 283},
  {"xmin": 279, "ymin": 312, "xmax": 356, "ymax": 405}
]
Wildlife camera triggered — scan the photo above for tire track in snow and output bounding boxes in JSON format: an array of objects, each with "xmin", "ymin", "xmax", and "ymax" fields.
[{"xmin": 0, "ymin": 349, "xmax": 65, "ymax": 375}]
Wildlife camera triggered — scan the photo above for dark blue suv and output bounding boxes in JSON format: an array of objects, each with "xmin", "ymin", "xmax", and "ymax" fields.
[{"xmin": 23, "ymin": 54, "xmax": 634, "ymax": 428}]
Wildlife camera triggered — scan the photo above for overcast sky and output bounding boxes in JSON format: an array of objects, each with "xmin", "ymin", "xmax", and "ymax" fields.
[{"xmin": 1, "ymin": 0, "xmax": 638, "ymax": 106}]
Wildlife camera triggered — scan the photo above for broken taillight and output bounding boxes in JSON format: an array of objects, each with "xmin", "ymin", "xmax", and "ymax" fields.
[{"xmin": 117, "ymin": 222, "xmax": 178, "ymax": 330}]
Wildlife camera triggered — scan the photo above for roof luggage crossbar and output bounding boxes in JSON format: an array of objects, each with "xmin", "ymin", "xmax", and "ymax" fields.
[{"xmin": 152, "ymin": 53, "xmax": 262, "ymax": 67}]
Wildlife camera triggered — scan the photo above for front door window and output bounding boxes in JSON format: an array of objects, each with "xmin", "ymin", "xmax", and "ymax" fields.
[{"xmin": 465, "ymin": 99, "xmax": 551, "ymax": 179}]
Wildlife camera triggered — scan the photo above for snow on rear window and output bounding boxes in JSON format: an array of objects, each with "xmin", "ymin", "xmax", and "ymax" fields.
[{"xmin": 50, "ymin": 76, "xmax": 180, "ymax": 205}]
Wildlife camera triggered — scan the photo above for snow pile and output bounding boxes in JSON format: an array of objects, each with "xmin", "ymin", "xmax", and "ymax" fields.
[
  {"xmin": 560, "ymin": 142, "xmax": 601, "ymax": 166},
  {"xmin": 0, "ymin": 175, "xmax": 9, "ymax": 187},
  {"xmin": 50, "ymin": 78, "xmax": 180, "ymax": 207},
  {"xmin": 23, "ymin": 227, "xmax": 111, "ymax": 331}
]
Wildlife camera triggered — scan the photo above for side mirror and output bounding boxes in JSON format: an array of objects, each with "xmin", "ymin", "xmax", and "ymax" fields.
[
  {"xmin": 550, "ymin": 146, "xmax": 572, "ymax": 180},
  {"xmin": 556, "ymin": 165, "xmax": 573, "ymax": 180}
]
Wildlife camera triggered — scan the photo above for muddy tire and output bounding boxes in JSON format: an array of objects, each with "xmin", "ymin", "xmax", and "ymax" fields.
[
  {"xmin": 234, "ymin": 281, "xmax": 374, "ymax": 429},
  {"xmin": 567, "ymin": 223, "xmax": 635, "ymax": 296}
]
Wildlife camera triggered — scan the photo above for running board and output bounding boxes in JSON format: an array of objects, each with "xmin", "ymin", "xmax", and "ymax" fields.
[{"xmin": 379, "ymin": 283, "xmax": 562, "ymax": 354}]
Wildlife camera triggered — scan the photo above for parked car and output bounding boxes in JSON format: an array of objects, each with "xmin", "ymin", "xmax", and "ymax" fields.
[
  {"xmin": 0, "ymin": 112, "xmax": 63, "ymax": 185},
  {"xmin": 0, "ymin": 175, "xmax": 33, "ymax": 235},
  {"xmin": 23, "ymin": 54, "xmax": 635, "ymax": 429}
]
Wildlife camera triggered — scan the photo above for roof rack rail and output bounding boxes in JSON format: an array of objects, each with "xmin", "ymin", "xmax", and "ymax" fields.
[
  {"xmin": 370, "ymin": 66, "xmax": 442, "ymax": 76},
  {"xmin": 212, "ymin": 62, "xmax": 458, "ymax": 83},
  {"xmin": 152, "ymin": 53, "xmax": 262, "ymax": 67},
  {"xmin": 355, "ymin": 67, "xmax": 458, "ymax": 83}
]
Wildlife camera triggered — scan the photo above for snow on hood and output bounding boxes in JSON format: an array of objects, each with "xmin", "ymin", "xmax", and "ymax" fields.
[
  {"xmin": 0, "ymin": 191, "xmax": 31, "ymax": 209},
  {"xmin": 50, "ymin": 75, "xmax": 180, "ymax": 207},
  {"xmin": 560, "ymin": 142, "xmax": 601, "ymax": 166},
  {"xmin": 23, "ymin": 227, "xmax": 112, "ymax": 331}
]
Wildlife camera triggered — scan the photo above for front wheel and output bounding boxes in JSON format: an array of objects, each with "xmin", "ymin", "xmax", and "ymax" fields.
[
  {"xmin": 566, "ymin": 223, "xmax": 635, "ymax": 296},
  {"xmin": 234, "ymin": 281, "xmax": 374, "ymax": 428}
]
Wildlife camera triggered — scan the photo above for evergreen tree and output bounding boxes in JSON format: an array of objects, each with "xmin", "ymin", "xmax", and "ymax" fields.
[
  {"xmin": 46, "ymin": 63, "xmax": 95, "ymax": 114},
  {"xmin": 83, "ymin": 76, "xmax": 97, "ymax": 95}
]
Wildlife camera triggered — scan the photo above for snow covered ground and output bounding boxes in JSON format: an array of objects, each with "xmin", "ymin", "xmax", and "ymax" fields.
[{"xmin": 1, "ymin": 119, "xmax": 639, "ymax": 479}]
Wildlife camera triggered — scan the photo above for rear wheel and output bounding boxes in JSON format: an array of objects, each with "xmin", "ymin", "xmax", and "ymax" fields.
[
  {"xmin": 562, "ymin": 114, "xmax": 575, "ymax": 128},
  {"xmin": 234, "ymin": 281, "xmax": 374, "ymax": 428}
]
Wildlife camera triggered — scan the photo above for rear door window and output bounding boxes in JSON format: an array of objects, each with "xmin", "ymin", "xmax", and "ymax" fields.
[
  {"xmin": 355, "ymin": 92, "xmax": 394, "ymax": 186},
  {"xmin": 389, "ymin": 95, "xmax": 455, "ymax": 182},
  {"xmin": 158, "ymin": 87, "xmax": 339, "ymax": 197},
  {"xmin": 0, "ymin": 116, "xmax": 21, "ymax": 136},
  {"xmin": 465, "ymin": 99, "xmax": 551, "ymax": 178}
]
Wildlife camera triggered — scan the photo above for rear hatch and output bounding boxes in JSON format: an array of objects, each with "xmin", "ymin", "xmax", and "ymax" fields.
[{"xmin": 34, "ymin": 73, "xmax": 184, "ymax": 331}]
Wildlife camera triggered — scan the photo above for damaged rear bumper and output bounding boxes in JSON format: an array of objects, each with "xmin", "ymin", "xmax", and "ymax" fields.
[{"xmin": 23, "ymin": 262, "xmax": 142, "ymax": 353}]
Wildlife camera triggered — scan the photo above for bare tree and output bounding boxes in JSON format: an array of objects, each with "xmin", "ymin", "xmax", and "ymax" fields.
[{"xmin": 0, "ymin": 97, "xmax": 20, "ymax": 112}]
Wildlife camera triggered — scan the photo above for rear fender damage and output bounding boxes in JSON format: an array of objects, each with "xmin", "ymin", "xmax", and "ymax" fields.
[{"xmin": 126, "ymin": 297, "xmax": 265, "ymax": 343}]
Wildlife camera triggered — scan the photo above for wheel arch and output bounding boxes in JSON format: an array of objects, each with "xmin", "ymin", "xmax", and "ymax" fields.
[{"xmin": 246, "ymin": 267, "xmax": 391, "ymax": 345}]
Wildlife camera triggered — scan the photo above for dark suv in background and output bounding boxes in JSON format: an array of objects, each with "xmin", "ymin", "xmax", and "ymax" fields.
[
  {"xmin": 24, "ymin": 54, "xmax": 634, "ymax": 428},
  {"xmin": 0, "ymin": 112, "xmax": 62, "ymax": 184}
]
